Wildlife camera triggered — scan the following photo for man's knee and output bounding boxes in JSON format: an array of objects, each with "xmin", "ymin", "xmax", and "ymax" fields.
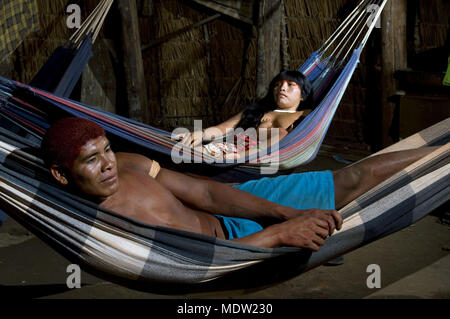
[
  {"xmin": 333, "ymin": 165, "xmax": 368, "ymax": 208},
  {"xmin": 333, "ymin": 164, "xmax": 366, "ymax": 193}
]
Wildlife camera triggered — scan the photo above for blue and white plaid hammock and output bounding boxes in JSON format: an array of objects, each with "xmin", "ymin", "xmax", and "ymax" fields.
[{"xmin": 0, "ymin": 116, "xmax": 448, "ymax": 286}]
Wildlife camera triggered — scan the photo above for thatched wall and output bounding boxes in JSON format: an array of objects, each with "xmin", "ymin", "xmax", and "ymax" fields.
[
  {"xmin": 285, "ymin": 0, "xmax": 350, "ymax": 66},
  {"xmin": 415, "ymin": 0, "xmax": 449, "ymax": 54},
  {"xmin": 141, "ymin": 0, "xmax": 212, "ymax": 129},
  {"xmin": 140, "ymin": 0, "xmax": 257, "ymax": 130},
  {"xmin": 10, "ymin": 0, "xmax": 69, "ymax": 83},
  {"xmin": 284, "ymin": 0, "xmax": 369, "ymax": 149},
  {"xmin": 4, "ymin": 0, "xmax": 117, "ymax": 114}
]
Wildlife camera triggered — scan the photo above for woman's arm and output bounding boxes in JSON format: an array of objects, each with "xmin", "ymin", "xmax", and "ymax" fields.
[
  {"xmin": 177, "ymin": 111, "xmax": 244, "ymax": 147},
  {"xmin": 203, "ymin": 111, "xmax": 243, "ymax": 140}
]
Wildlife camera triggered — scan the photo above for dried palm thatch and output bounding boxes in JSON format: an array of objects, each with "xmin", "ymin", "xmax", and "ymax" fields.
[
  {"xmin": 12, "ymin": 0, "xmax": 69, "ymax": 83},
  {"xmin": 142, "ymin": 0, "xmax": 258, "ymax": 130},
  {"xmin": 284, "ymin": 0, "xmax": 370, "ymax": 148},
  {"xmin": 143, "ymin": 0, "xmax": 209, "ymax": 129},
  {"xmin": 415, "ymin": 0, "xmax": 449, "ymax": 54},
  {"xmin": 11, "ymin": 0, "xmax": 110, "ymax": 83},
  {"xmin": 285, "ymin": 0, "xmax": 352, "ymax": 69},
  {"xmin": 141, "ymin": 0, "xmax": 371, "ymax": 139}
]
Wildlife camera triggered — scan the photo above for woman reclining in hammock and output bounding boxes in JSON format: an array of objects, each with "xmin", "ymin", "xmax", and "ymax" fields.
[
  {"xmin": 41, "ymin": 117, "xmax": 438, "ymax": 250},
  {"xmin": 175, "ymin": 70, "xmax": 314, "ymax": 158}
]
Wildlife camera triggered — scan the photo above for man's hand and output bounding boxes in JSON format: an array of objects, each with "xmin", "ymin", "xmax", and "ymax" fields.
[
  {"xmin": 274, "ymin": 209, "xmax": 342, "ymax": 251},
  {"xmin": 232, "ymin": 209, "xmax": 342, "ymax": 250}
]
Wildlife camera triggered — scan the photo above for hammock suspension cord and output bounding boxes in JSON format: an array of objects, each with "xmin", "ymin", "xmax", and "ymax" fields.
[
  {"xmin": 319, "ymin": 0, "xmax": 387, "ymax": 68},
  {"xmin": 68, "ymin": 0, "xmax": 114, "ymax": 48}
]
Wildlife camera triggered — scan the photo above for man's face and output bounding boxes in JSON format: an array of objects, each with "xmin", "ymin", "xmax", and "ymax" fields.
[{"xmin": 68, "ymin": 135, "xmax": 119, "ymax": 200}]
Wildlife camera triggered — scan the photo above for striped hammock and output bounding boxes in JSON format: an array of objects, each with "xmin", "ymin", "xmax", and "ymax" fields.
[
  {"xmin": 30, "ymin": 0, "xmax": 113, "ymax": 98},
  {"xmin": 0, "ymin": 0, "xmax": 388, "ymax": 178},
  {"xmin": 0, "ymin": 115, "xmax": 448, "ymax": 286}
]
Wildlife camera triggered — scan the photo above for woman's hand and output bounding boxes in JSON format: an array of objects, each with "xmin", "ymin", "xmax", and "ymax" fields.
[{"xmin": 173, "ymin": 130, "xmax": 205, "ymax": 147}]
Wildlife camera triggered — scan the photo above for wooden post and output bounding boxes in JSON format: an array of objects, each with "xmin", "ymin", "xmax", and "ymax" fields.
[
  {"xmin": 380, "ymin": 0, "xmax": 407, "ymax": 148},
  {"xmin": 256, "ymin": 0, "xmax": 282, "ymax": 99},
  {"xmin": 117, "ymin": 0, "xmax": 148, "ymax": 123},
  {"xmin": 280, "ymin": 0, "xmax": 290, "ymax": 70}
]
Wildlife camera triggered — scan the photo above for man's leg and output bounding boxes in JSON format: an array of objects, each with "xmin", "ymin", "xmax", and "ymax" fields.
[{"xmin": 333, "ymin": 147, "xmax": 439, "ymax": 209}]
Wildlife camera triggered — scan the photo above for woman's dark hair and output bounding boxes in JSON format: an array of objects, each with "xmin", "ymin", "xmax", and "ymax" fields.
[{"xmin": 236, "ymin": 70, "xmax": 313, "ymax": 130}]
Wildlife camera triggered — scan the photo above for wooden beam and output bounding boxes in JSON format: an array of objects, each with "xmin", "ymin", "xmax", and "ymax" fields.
[
  {"xmin": 380, "ymin": 0, "xmax": 407, "ymax": 148},
  {"xmin": 393, "ymin": 1, "xmax": 407, "ymax": 71},
  {"xmin": 117, "ymin": 0, "xmax": 148, "ymax": 123},
  {"xmin": 406, "ymin": 0, "xmax": 418, "ymax": 67},
  {"xmin": 142, "ymin": 13, "xmax": 221, "ymax": 52},
  {"xmin": 256, "ymin": 0, "xmax": 282, "ymax": 99}
]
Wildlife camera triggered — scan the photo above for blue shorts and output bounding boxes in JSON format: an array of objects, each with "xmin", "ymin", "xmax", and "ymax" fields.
[{"xmin": 216, "ymin": 170, "xmax": 335, "ymax": 239}]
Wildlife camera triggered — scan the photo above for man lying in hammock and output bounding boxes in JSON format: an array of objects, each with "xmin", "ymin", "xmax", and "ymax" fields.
[{"xmin": 42, "ymin": 117, "xmax": 436, "ymax": 250}]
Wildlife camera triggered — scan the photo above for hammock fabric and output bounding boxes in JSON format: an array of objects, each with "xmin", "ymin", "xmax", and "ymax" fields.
[
  {"xmin": 29, "ymin": 34, "xmax": 93, "ymax": 98},
  {"xmin": 0, "ymin": 0, "xmax": 388, "ymax": 178},
  {"xmin": 29, "ymin": 0, "xmax": 113, "ymax": 98},
  {"xmin": 0, "ymin": 46, "xmax": 365, "ymax": 181},
  {"xmin": 0, "ymin": 116, "xmax": 448, "ymax": 286}
]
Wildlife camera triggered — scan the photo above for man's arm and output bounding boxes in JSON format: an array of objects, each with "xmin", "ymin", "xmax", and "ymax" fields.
[
  {"xmin": 117, "ymin": 153, "xmax": 342, "ymax": 248},
  {"xmin": 116, "ymin": 152, "xmax": 282, "ymax": 221},
  {"xmin": 156, "ymin": 167, "xmax": 296, "ymax": 221},
  {"xmin": 158, "ymin": 168, "xmax": 342, "ymax": 248},
  {"xmin": 156, "ymin": 165, "xmax": 342, "ymax": 231},
  {"xmin": 231, "ymin": 209, "xmax": 341, "ymax": 249}
]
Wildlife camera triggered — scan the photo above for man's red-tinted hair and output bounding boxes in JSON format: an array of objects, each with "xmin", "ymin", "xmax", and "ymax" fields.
[{"xmin": 42, "ymin": 117, "xmax": 106, "ymax": 169}]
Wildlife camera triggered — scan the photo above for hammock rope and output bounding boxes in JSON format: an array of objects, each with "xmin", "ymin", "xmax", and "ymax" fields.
[
  {"xmin": 69, "ymin": 0, "xmax": 114, "ymax": 47},
  {"xmin": 319, "ymin": 0, "xmax": 368, "ymax": 55},
  {"xmin": 319, "ymin": 0, "xmax": 385, "ymax": 63}
]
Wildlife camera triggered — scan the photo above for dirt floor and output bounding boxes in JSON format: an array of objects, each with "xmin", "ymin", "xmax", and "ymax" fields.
[{"xmin": 0, "ymin": 153, "xmax": 449, "ymax": 300}]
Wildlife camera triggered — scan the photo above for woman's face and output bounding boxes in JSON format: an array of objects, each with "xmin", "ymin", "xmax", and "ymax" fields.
[{"xmin": 273, "ymin": 80, "xmax": 302, "ymax": 110}]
